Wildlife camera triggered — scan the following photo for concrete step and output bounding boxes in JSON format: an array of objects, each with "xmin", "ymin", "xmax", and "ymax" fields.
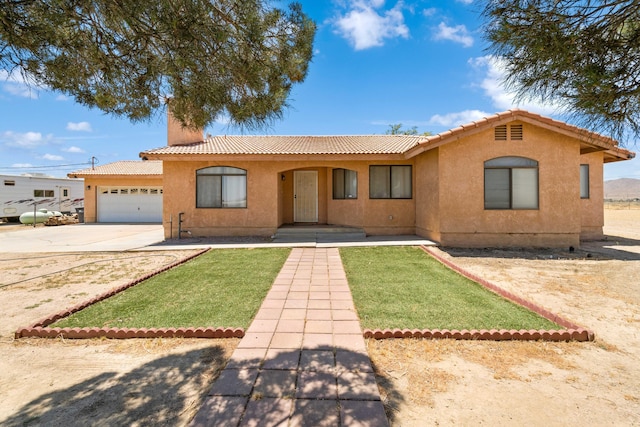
[{"xmin": 273, "ymin": 226, "xmax": 366, "ymax": 243}]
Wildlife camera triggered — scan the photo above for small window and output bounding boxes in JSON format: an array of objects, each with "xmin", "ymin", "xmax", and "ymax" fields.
[
  {"xmin": 580, "ymin": 164, "xmax": 590, "ymax": 199},
  {"xmin": 485, "ymin": 156, "xmax": 539, "ymax": 209},
  {"xmin": 120, "ymin": 189, "xmax": 129, "ymax": 195},
  {"xmin": 4, "ymin": 180, "xmax": 15, "ymax": 186},
  {"xmin": 333, "ymin": 169, "xmax": 358, "ymax": 199},
  {"xmin": 141, "ymin": 188, "xmax": 149, "ymax": 195},
  {"xmin": 62, "ymin": 189, "xmax": 69, "ymax": 197},
  {"xmin": 494, "ymin": 125, "xmax": 507, "ymax": 141},
  {"xmin": 369, "ymin": 165, "xmax": 412, "ymax": 199},
  {"xmin": 150, "ymin": 188, "xmax": 159, "ymax": 195},
  {"xmin": 197, "ymin": 166, "xmax": 247, "ymax": 208},
  {"xmin": 130, "ymin": 188, "xmax": 138, "ymax": 195},
  {"xmin": 33, "ymin": 189, "xmax": 53, "ymax": 197}
]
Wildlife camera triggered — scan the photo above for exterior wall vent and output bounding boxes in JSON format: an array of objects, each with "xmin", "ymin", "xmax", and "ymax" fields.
[
  {"xmin": 510, "ymin": 124, "xmax": 523, "ymax": 140},
  {"xmin": 494, "ymin": 125, "xmax": 507, "ymax": 141}
]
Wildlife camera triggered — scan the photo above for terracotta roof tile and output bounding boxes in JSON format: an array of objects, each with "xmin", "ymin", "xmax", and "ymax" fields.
[
  {"xmin": 68, "ymin": 160, "xmax": 162, "ymax": 177},
  {"xmin": 138, "ymin": 109, "xmax": 634, "ymax": 162},
  {"xmin": 141, "ymin": 135, "xmax": 426, "ymax": 156}
]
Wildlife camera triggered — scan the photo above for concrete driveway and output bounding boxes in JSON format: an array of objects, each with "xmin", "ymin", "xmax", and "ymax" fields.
[{"xmin": 0, "ymin": 223, "xmax": 164, "ymax": 252}]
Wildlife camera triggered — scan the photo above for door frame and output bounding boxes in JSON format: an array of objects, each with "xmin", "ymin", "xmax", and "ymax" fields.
[{"xmin": 293, "ymin": 170, "xmax": 318, "ymax": 223}]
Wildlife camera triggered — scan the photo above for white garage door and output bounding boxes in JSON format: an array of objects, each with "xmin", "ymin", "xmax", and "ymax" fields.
[{"xmin": 97, "ymin": 186, "xmax": 163, "ymax": 223}]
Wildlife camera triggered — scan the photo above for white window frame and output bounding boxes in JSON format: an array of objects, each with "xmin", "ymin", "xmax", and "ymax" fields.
[
  {"xmin": 196, "ymin": 166, "xmax": 247, "ymax": 208},
  {"xmin": 484, "ymin": 157, "xmax": 539, "ymax": 210}
]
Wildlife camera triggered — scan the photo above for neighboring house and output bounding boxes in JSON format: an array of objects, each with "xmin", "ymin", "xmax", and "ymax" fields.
[
  {"xmin": 68, "ymin": 160, "xmax": 163, "ymax": 223},
  {"xmin": 77, "ymin": 109, "xmax": 635, "ymax": 247}
]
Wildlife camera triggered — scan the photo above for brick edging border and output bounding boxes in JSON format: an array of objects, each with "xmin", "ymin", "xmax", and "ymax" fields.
[
  {"xmin": 363, "ymin": 328, "xmax": 592, "ymax": 341},
  {"xmin": 402, "ymin": 245, "xmax": 595, "ymax": 342},
  {"xmin": 14, "ymin": 248, "xmax": 245, "ymax": 340}
]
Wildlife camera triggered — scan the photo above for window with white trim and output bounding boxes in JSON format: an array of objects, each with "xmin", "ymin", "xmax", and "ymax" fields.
[
  {"xmin": 369, "ymin": 165, "xmax": 412, "ymax": 199},
  {"xmin": 484, "ymin": 157, "xmax": 538, "ymax": 209},
  {"xmin": 196, "ymin": 166, "xmax": 247, "ymax": 208},
  {"xmin": 580, "ymin": 164, "xmax": 590, "ymax": 199},
  {"xmin": 333, "ymin": 169, "xmax": 357, "ymax": 199}
]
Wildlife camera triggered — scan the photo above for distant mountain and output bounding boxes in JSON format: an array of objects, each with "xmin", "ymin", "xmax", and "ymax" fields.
[{"xmin": 604, "ymin": 178, "xmax": 640, "ymax": 200}]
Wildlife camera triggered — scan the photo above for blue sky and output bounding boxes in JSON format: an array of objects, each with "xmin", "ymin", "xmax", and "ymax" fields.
[{"xmin": 0, "ymin": 0, "xmax": 637, "ymax": 179}]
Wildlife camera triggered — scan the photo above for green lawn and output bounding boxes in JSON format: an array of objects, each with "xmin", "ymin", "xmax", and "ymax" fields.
[
  {"xmin": 340, "ymin": 246, "xmax": 559, "ymax": 330},
  {"xmin": 53, "ymin": 248, "xmax": 290, "ymax": 329}
]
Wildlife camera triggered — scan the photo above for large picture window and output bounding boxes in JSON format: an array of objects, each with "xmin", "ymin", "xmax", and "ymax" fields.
[
  {"xmin": 196, "ymin": 166, "xmax": 247, "ymax": 208},
  {"xmin": 369, "ymin": 165, "xmax": 412, "ymax": 199},
  {"xmin": 484, "ymin": 157, "xmax": 538, "ymax": 209},
  {"xmin": 333, "ymin": 168, "xmax": 358, "ymax": 199}
]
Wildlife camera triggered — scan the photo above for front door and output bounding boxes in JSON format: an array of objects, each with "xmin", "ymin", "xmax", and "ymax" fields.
[{"xmin": 294, "ymin": 171, "xmax": 318, "ymax": 222}]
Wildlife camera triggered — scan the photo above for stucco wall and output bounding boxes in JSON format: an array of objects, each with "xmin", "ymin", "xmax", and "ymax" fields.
[
  {"xmin": 82, "ymin": 176, "xmax": 163, "ymax": 223},
  {"xmin": 415, "ymin": 148, "xmax": 440, "ymax": 241},
  {"xmin": 580, "ymin": 151, "xmax": 605, "ymax": 240},
  {"xmin": 433, "ymin": 121, "xmax": 588, "ymax": 247},
  {"xmin": 162, "ymin": 159, "xmax": 416, "ymax": 238}
]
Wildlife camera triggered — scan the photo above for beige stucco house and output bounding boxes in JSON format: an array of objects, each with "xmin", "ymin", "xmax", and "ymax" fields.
[{"xmin": 72, "ymin": 109, "xmax": 635, "ymax": 247}]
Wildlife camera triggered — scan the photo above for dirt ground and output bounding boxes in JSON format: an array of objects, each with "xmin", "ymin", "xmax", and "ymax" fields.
[
  {"xmin": 1, "ymin": 210, "xmax": 639, "ymax": 426},
  {"xmin": 368, "ymin": 208, "xmax": 640, "ymax": 426},
  {"xmin": 0, "ymin": 248, "xmax": 238, "ymax": 426}
]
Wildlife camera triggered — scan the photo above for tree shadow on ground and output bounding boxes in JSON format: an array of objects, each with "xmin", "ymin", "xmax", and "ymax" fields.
[
  {"xmin": 190, "ymin": 345, "xmax": 401, "ymax": 427},
  {"xmin": 1, "ymin": 345, "xmax": 228, "ymax": 427}
]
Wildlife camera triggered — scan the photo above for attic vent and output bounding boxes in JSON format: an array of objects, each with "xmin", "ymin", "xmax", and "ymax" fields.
[
  {"xmin": 494, "ymin": 125, "xmax": 507, "ymax": 140},
  {"xmin": 510, "ymin": 124, "xmax": 523, "ymax": 140}
]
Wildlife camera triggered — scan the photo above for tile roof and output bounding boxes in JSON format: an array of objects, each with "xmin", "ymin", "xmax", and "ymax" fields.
[
  {"xmin": 68, "ymin": 160, "xmax": 162, "ymax": 177},
  {"xmin": 141, "ymin": 135, "xmax": 426, "ymax": 156},
  {"xmin": 140, "ymin": 109, "xmax": 634, "ymax": 162},
  {"xmin": 408, "ymin": 109, "xmax": 635, "ymax": 162}
]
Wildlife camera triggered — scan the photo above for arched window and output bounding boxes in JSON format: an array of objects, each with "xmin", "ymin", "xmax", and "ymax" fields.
[
  {"xmin": 484, "ymin": 156, "xmax": 538, "ymax": 209},
  {"xmin": 196, "ymin": 166, "xmax": 247, "ymax": 208}
]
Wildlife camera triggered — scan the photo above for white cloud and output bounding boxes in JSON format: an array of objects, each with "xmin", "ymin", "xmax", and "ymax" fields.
[
  {"xmin": 42, "ymin": 153, "xmax": 64, "ymax": 161},
  {"xmin": 428, "ymin": 110, "xmax": 491, "ymax": 127},
  {"xmin": 422, "ymin": 8, "xmax": 437, "ymax": 17},
  {"xmin": 11, "ymin": 163, "xmax": 33, "ymax": 168},
  {"xmin": 456, "ymin": 0, "xmax": 474, "ymax": 4},
  {"xmin": 66, "ymin": 121, "xmax": 93, "ymax": 132},
  {"xmin": 333, "ymin": 1, "xmax": 409, "ymax": 50},
  {"xmin": 1, "ymin": 131, "xmax": 54, "ymax": 148},
  {"xmin": 62, "ymin": 146, "xmax": 86, "ymax": 153},
  {"xmin": 469, "ymin": 55, "xmax": 561, "ymax": 115},
  {"xmin": 0, "ymin": 70, "xmax": 40, "ymax": 99},
  {"xmin": 433, "ymin": 22, "xmax": 473, "ymax": 48}
]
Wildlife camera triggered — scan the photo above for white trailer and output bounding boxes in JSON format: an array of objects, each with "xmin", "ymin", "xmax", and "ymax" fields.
[{"xmin": 0, "ymin": 174, "xmax": 84, "ymax": 222}]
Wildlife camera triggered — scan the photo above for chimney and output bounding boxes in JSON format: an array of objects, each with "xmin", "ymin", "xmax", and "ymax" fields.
[{"xmin": 167, "ymin": 109, "xmax": 204, "ymax": 146}]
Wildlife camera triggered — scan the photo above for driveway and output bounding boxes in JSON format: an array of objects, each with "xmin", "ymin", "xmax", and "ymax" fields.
[{"xmin": 0, "ymin": 223, "xmax": 164, "ymax": 252}]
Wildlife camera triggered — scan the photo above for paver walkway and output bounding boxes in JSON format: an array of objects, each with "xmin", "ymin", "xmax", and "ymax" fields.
[{"xmin": 191, "ymin": 247, "xmax": 389, "ymax": 427}]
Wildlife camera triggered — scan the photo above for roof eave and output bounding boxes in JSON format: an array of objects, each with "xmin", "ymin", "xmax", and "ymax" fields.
[{"xmin": 140, "ymin": 152, "xmax": 409, "ymax": 161}]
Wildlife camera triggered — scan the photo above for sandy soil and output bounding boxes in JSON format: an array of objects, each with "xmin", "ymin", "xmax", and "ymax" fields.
[
  {"xmin": 0, "ymin": 249, "xmax": 238, "ymax": 426},
  {"xmin": 369, "ymin": 209, "xmax": 640, "ymax": 426},
  {"xmin": 1, "ymin": 210, "xmax": 639, "ymax": 426}
]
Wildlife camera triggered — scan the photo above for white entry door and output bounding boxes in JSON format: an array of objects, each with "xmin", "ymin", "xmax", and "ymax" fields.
[{"xmin": 294, "ymin": 171, "xmax": 318, "ymax": 222}]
